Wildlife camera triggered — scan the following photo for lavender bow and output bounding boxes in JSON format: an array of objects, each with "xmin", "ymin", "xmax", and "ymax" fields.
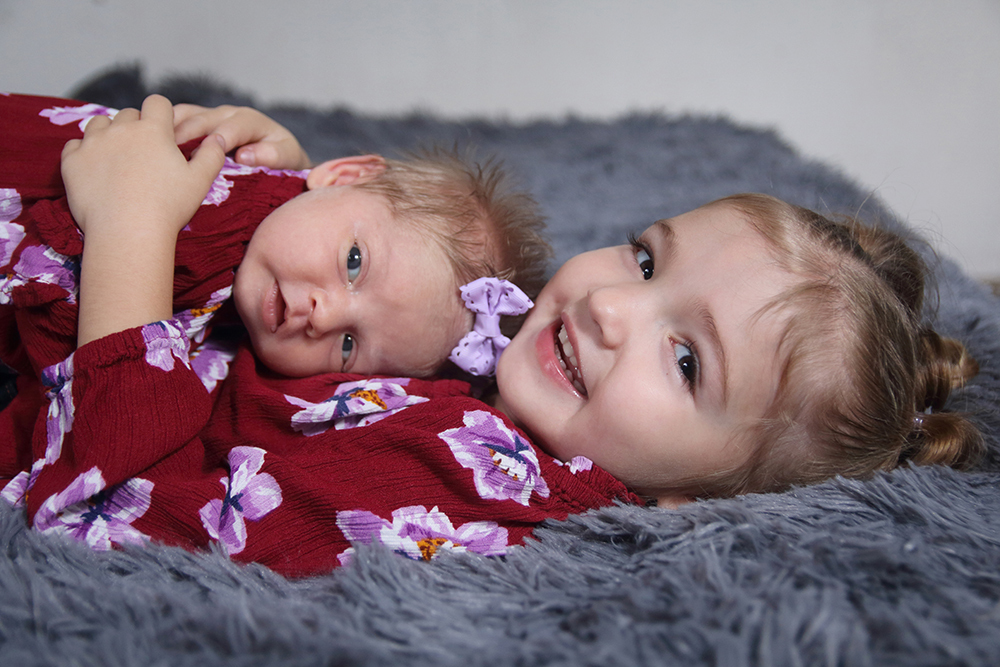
[{"xmin": 449, "ymin": 277, "xmax": 533, "ymax": 376}]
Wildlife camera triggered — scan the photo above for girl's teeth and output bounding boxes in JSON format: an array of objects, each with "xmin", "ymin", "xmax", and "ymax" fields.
[{"xmin": 556, "ymin": 325, "xmax": 587, "ymax": 395}]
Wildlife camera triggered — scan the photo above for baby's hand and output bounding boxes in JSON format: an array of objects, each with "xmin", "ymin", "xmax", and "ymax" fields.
[
  {"xmin": 61, "ymin": 94, "xmax": 226, "ymax": 239},
  {"xmin": 173, "ymin": 103, "xmax": 311, "ymax": 170}
]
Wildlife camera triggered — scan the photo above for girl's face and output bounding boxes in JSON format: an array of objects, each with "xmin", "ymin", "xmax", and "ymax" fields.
[{"xmin": 496, "ymin": 203, "xmax": 801, "ymax": 505}]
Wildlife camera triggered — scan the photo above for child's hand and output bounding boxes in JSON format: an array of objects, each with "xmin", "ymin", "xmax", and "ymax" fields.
[
  {"xmin": 173, "ymin": 103, "xmax": 311, "ymax": 170},
  {"xmin": 61, "ymin": 94, "xmax": 226, "ymax": 239},
  {"xmin": 62, "ymin": 94, "xmax": 228, "ymax": 347}
]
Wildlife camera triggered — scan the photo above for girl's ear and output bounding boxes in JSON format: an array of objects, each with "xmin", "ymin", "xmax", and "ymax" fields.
[{"xmin": 306, "ymin": 154, "xmax": 387, "ymax": 190}]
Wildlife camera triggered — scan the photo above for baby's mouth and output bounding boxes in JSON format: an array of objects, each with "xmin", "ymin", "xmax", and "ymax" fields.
[
  {"xmin": 556, "ymin": 323, "xmax": 587, "ymax": 396},
  {"xmin": 268, "ymin": 282, "xmax": 287, "ymax": 333}
]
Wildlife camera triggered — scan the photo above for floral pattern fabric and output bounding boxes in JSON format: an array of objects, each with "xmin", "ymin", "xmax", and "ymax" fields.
[
  {"xmin": 1, "ymin": 93, "xmax": 640, "ymax": 576},
  {"xmin": 285, "ymin": 378, "xmax": 428, "ymax": 435},
  {"xmin": 439, "ymin": 410, "xmax": 550, "ymax": 506},
  {"xmin": 199, "ymin": 447, "xmax": 283, "ymax": 556},
  {"xmin": 33, "ymin": 467, "xmax": 153, "ymax": 550},
  {"xmin": 336, "ymin": 505, "xmax": 508, "ymax": 566}
]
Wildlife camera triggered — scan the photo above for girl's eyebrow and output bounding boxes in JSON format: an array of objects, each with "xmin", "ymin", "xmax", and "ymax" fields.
[
  {"xmin": 651, "ymin": 219, "xmax": 678, "ymax": 265},
  {"xmin": 693, "ymin": 300, "xmax": 729, "ymax": 408}
]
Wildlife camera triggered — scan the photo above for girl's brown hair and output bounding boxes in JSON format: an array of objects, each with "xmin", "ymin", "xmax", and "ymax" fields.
[{"xmin": 683, "ymin": 193, "xmax": 984, "ymax": 498}]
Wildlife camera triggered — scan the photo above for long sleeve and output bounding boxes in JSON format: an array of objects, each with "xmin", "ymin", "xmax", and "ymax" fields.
[
  {"xmin": 2, "ymin": 318, "xmax": 219, "ymax": 550},
  {"xmin": 1, "ymin": 91, "xmax": 305, "ymax": 476}
]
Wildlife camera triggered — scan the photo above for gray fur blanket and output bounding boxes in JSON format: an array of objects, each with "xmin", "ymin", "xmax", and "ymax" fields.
[{"xmin": 2, "ymin": 66, "xmax": 998, "ymax": 666}]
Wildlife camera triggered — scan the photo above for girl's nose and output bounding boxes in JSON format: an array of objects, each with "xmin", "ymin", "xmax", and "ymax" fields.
[
  {"xmin": 587, "ymin": 284, "xmax": 639, "ymax": 349},
  {"xmin": 306, "ymin": 288, "xmax": 346, "ymax": 338}
]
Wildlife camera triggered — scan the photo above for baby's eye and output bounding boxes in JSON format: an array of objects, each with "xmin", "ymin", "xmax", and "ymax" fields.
[
  {"xmin": 674, "ymin": 341, "xmax": 699, "ymax": 387},
  {"xmin": 341, "ymin": 333, "xmax": 355, "ymax": 369},
  {"xmin": 346, "ymin": 245, "xmax": 362, "ymax": 282}
]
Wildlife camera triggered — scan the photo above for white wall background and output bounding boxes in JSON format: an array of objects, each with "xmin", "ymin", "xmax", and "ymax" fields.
[{"xmin": 2, "ymin": 0, "xmax": 998, "ymax": 279}]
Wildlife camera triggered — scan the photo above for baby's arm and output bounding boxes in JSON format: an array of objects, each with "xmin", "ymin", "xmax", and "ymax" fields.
[
  {"xmin": 173, "ymin": 103, "xmax": 311, "ymax": 170},
  {"xmin": 61, "ymin": 94, "xmax": 226, "ymax": 346}
]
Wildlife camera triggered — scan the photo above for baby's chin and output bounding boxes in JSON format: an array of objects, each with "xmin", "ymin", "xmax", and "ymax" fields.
[{"xmin": 248, "ymin": 340, "xmax": 315, "ymax": 378}]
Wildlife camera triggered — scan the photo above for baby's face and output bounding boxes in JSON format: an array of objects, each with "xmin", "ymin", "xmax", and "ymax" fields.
[
  {"xmin": 496, "ymin": 202, "xmax": 801, "ymax": 505},
  {"xmin": 234, "ymin": 185, "xmax": 471, "ymax": 377}
]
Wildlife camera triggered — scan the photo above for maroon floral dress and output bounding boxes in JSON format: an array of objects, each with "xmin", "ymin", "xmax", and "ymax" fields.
[{"xmin": 0, "ymin": 93, "xmax": 640, "ymax": 577}]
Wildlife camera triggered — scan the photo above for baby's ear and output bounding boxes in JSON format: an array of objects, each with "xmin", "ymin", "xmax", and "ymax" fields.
[{"xmin": 306, "ymin": 154, "xmax": 387, "ymax": 190}]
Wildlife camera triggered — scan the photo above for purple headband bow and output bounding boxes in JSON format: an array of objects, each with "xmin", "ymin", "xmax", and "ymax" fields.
[{"xmin": 449, "ymin": 277, "xmax": 533, "ymax": 376}]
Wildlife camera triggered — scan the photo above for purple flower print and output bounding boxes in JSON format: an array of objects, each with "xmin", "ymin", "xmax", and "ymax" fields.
[
  {"xmin": 202, "ymin": 159, "xmax": 252, "ymax": 207},
  {"xmin": 285, "ymin": 378, "xmax": 428, "ymax": 436},
  {"xmin": 201, "ymin": 158, "xmax": 310, "ymax": 207},
  {"xmin": 1, "ymin": 464, "xmax": 32, "ymax": 508},
  {"xmin": 141, "ymin": 320, "xmax": 191, "ymax": 372},
  {"xmin": 336, "ymin": 505, "xmax": 509, "ymax": 566},
  {"xmin": 2, "ymin": 356, "xmax": 79, "ymax": 509},
  {"xmin": 175, "ymin": 286, "xmax": 232, "ymax": 343},
  {"xmin": 1, "ymin": 472, "xmax": 29, "ymax": 507},
  {"xmin": 39, "ymin": 103, "xmax": 116, "ymax": 131},
  {"xmin": 2, "ymin": 244, "xmax": 79, "ymax": 305},
  {"xmin": 1, "ymin": 188, "xmax": 25, "ymax": 266},
  {"xmin": 554, "ymin": 456, "xmax": 594, "ymax": 474},
  {"xmin": 199, "ymin": 446, "xmax": 282, "ymax": 556},
  {"xmin": 190, "ymin": 338, "xmax": 238, "ymax": 393},
  {"xmin": 33, "ymin": 467, "xmax": 153, "ymax": 549},
  {"xmin": 41, "ymin": 354, "xmax": 75, "ymax": 464},
  {"xmin": 439, "ymin": 410, "xmax": 549, "ymax": 507}
]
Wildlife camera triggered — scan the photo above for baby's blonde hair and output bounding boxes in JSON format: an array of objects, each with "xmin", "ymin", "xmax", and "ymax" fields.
[
  {"xmin": 354, "ymin": 148, "xmax": 551, "ymax": 338},
  {"xmin": 678, "ymin": 193, "xmax": 984, "ymax": 498}
]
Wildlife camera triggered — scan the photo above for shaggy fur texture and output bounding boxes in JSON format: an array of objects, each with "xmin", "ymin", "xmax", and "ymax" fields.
[{"xmin": 1, "ymin": 65, "xmax": 997, "ymax": 666}]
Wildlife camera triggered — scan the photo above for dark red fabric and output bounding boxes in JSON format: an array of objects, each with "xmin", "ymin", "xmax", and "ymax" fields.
[{"xmin": 0, "ymin": 94, "xmax": 641, "ymax": 577}]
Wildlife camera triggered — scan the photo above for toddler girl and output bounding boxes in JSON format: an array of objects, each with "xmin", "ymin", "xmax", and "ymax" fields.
[{"xmin": 1, "ymin": 97, "xmax": 984, "ymax": 577}]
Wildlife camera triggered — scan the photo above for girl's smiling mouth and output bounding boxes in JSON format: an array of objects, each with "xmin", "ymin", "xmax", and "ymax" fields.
[
  {"xmin": 556, "ymin": 323, "xmax": 587, "ymax": 396},
  {"xmin": 534, "ymin": 319, "xmax": 588, "ymax": 398}
]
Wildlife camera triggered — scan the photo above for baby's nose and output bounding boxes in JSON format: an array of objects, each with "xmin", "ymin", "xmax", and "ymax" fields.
[{"xmin": 307, "ymin": 289, "xmax": 347, "ymax": 338}]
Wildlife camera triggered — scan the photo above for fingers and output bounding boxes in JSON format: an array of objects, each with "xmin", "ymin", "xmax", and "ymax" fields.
[
  {"xmin": 170, "ymin": 103, "xmax": 310, "ymax": 169},
  {"xmin": 140, "ymin": 94, "xmax": 174, "ymax": 124},
  {"xmin": 235, "ymin": 137, "xmax": 311, "ymax": 169},
  {"xmin": 189, "ymin": 134, "xmax": 228, "ymax": 184},
  {"xmin": 171, "ymin": 103, "xmax": 209, "ymax": 125},
  {"xmin": 173, "ymin": 104, "xmax": 231, "ymax": 146},
  {"xmin": 61, "ymin": 137, "xmax": 82, "ymax": 160}
]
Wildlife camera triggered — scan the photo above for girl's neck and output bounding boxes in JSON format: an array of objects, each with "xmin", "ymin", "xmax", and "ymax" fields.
[{"xmin": 486, "ymin": 389, "xmax": 511, "ymax": 418}]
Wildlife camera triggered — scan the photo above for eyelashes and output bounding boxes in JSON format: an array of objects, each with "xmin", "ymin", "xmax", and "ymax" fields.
[
  {"xmin": 673, "ymin": 339, "xmax": 700, "ymax": 390},
  {"xmin": 627, "ymin": 232, "xmax": 654, "ymax": 280}
]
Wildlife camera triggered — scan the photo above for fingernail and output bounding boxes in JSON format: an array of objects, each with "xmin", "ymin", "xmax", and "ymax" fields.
[{"xmin": 238, "ymin": 146, "xmax": 256, "ymax": 165}]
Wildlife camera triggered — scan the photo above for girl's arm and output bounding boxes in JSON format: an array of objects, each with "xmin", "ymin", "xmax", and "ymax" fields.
[
  {"xmin": 173, "ymin": 103, "xmax": 311, "ymax": 170},
  {"xmin": 61, "ymin": 94, "xmax": 226, "ymax": 346}
]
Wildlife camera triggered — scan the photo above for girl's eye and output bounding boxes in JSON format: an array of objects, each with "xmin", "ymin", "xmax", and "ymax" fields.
[
  {"xmin": 346, "ymin": 245, "xmax": 362, "ymax": 282},
  {"xmin": 628, "ymin": 233, "xmax": 654, "ymax": 280},
  {"xmin": 636, "ymin": 248, "xmax": 654, "ymax": 280},
  {"xmin": 674, "ymin": 342, "xmax": 699, "ymax": 388},
  {"xmin": 341, "ymin": 333, "xmax": 355, "ymax": 368}
]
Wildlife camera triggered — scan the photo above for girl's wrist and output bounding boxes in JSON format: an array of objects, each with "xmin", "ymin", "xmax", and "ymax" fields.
[{"xmin": 77, "ymin": 218, "xmax": 180, "ymax": 346}]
